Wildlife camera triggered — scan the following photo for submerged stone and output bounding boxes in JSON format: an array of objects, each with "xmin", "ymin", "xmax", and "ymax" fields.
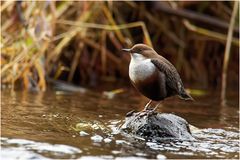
[{"xmin": 120, "ymin": 111, "xmax": 195, "ymax": 141}]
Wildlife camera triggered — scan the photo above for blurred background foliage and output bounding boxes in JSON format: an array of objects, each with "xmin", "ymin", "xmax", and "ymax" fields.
[{"xmin": 1, "ymin": 1, "xmax": 239, "ymax": 93}]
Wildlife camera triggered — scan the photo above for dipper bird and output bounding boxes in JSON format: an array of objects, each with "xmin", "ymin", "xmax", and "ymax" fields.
[{"xmin": 122, "ymin": 44, "xmax": 193, "ymax": 110}]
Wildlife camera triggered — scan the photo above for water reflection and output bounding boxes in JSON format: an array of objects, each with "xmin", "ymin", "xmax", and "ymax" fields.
[{"xmin": 1, "ymin": 89, "xmax": 239, "ymax": 159}]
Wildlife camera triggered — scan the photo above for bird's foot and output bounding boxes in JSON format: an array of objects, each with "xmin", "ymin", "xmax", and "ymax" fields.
[
  {"xmin": 143, "ymin": 103, "xmax": 160, "ymax": 116},
  {"xmin": 144, "ymin": 100, "xmax": 153, "ymax": 111},
  {"xmin": 136, "ymin": 105, "xmax": 158, "ymax": 118},
  {"xmin": 126, "ymin": 102, "xmax": 159, "ymax": 118},
  {"xmin": 145, "ymin": 106, "xmax": 158, "ymax": 115}
]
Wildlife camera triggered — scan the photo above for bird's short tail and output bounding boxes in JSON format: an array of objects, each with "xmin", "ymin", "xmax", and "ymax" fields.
[{"xmin": 179, "ymin": 91, "xmax": 194, "ymax": 101}]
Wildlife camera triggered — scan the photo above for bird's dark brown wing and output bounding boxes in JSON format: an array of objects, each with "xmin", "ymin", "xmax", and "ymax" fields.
[
  {"xmin": 151, "ymin": 58, "xmax": 183, "ymax": 96},
  {"xmin": 151, "ymin": 58, "xmax": 193, "ymax": 100}
]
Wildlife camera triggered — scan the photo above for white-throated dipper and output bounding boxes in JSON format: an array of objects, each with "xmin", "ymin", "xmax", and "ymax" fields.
[{"xmin": 122, "ymin": 44, "xmax": 193, "ymax": 110}]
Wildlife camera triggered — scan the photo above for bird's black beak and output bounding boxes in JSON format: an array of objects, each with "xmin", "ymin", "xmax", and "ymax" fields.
[{"xmin": 122, "ymin": 48, "xmax": 131, "ymax": 53}]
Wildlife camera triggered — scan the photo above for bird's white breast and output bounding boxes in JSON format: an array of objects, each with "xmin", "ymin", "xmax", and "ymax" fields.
[{"xmin": 129, "ymin": 53, "xmax": 156, "ymax": 82}]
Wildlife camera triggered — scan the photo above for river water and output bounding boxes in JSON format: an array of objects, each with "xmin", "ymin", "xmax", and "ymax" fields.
[{"xmin": 1, "ymin": 89, "xmax": 239, "ymax": 159}]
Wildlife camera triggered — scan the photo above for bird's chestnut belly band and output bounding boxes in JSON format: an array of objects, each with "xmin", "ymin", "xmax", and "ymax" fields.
[{"xmin": 132, "ymin": 72, "xmax": 166, "ymax": 101}]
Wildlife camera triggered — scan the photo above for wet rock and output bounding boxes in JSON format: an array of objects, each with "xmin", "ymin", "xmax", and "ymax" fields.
[{"xmin": 120, "ymin": 111, "xmax": 195, "ymax": 141}]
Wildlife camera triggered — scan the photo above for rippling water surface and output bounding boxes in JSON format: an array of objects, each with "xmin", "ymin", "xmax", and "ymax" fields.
[{"xmin": 1, "ymin": 89, "xmax": 239, "ymax": 159}]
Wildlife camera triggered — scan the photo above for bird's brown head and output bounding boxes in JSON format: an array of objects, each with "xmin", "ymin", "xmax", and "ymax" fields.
[{"xmin": 122, "ymin": 44, "xmax": 154, "ymax": 57}]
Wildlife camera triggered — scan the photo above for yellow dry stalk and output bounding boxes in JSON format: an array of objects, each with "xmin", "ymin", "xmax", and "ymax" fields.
[
  {"xmin": 145, "ymin": 12, "xmax": 185, "ymax": 48},
  {"xmin": 55, "ymin": 20, "xmax": 153, "ymax": 47},
  {"xmin": 46, "ymin": 1, "xmax": 73, "ymax": 22},
  {"xmin": 6, "ymin": 40, "xmax": 49, "ymax": 90},
  {"xmin": 34, "ymin": 59, "xmax": 46, "ymax": 91},
  {"xmin": 101, "ymin": 31, "xmax": 107, "ymax": 75},
  {"xmin": 22, "ymin": 66, "xmax": 30, "ymax": 90},
  {"xmin": 47, "ymin": 10, "xmax": 92, "ymax": 62},
  {"xmin": 31, "ymin": 41, "xmax": 50, "ymax": 90},
  {"xmin": 221, "ymin": 1, "xmax": 239, "ymax": 106},
  {"xmin": 0, "ymin": 1, "xmax": 14, "ymax": 12},
  {"xmin": 1, "ymin": 47, "xmax": 16, "ymax": 56},
  {"xmin": 183, "ymin": 20, "xmax": 239, "ymax": 46},
  {"xmin": 81, "ymin": 37, "xmax": 120, "ymax": 65},
  {"xmin": 67, "ymin": 42, "xmax": 84, "ymax": 82},
  {"xmin": 24, "ymin": 1, "xmax": 36, "ymax": 20},
  {"xmin": 1, "ymin": 48, "xmax": 30, "ymax": 74},
  {"xmin": 1, "ymin": 1, "xmax": 74, "ymax": 90},
  {"xmin": 102, "ymin": 5, "xmax": 125, "ymax": 44},
  {"xmin": 54, "ymin": 65, "xmax": 70, "ymax": 80}
]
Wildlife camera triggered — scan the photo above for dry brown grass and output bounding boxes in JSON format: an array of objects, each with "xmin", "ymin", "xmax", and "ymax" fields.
[{"xmin": 1, "ymin": 1, "xmax": 239, "ymax": 94}]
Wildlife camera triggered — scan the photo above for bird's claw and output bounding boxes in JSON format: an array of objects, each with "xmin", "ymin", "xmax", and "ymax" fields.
[{"xmin": 126, "ymin": 110, "xmax": 136, "ymax": 117}]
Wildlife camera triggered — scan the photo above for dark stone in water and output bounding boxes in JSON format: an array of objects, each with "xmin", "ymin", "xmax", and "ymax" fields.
[{"xmin": 120, "ymin": 110, "xmax": 195, "ymax": 141}]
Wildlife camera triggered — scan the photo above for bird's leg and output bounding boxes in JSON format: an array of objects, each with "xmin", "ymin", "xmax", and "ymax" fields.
[
  {"xmin": 144, "ymin": 100, "xmax": 152, "ymax": 110},
  {"xmin": 145, "ymin": 102, "xmax": 161, "ymax": 116},
  {"xmin": 152, "ymin": 102, "xmax": 160, "ymax": 112}
]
